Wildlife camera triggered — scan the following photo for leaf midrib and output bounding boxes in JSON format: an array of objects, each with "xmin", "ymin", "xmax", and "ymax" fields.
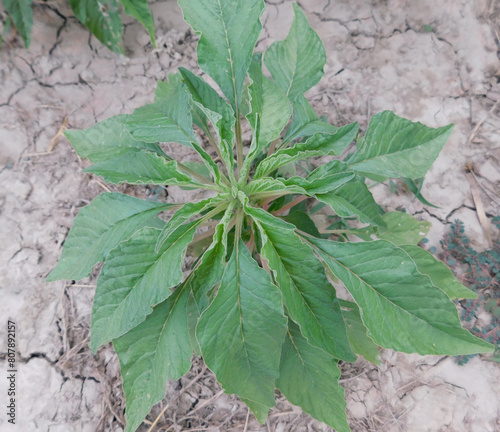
[
  {"xmin": 52, "ymin": 201, "xmax": 171, "ymax": 280},
  {"xmin": 133, "ymin": 91, "xmax": 197, "ymax": 146},
  {"xmin": 349, "ymin": 124, "xmax": 449, "ymax": 168},
  {"xmin": 125, "ymin": 281, "xmax": 190, "ymax": 404},
  {"xmin": 95, "ymin": 221, "xmax": 201, "ymax": 339},
  {"xmin": 260, "ymin": 224, "xmax": 339, "ymax": 355},
  {"xmin": 216, "ymin": 0, "xmax": 239, "ymax": 110},
  {"xmin": 311, "ymin": 241, "xmax": 468, "ymax": 344}
]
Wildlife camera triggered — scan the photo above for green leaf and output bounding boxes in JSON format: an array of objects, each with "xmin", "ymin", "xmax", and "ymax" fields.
[
  {"xmin": 186, "ymin": 205, "xmax": 235, "ymax": 354},
  {"xmin": 316, "ymin": 181, "xmax": 385, "ymax": 227},
  {"xmin": 348, "ymin": 111, "xmax": 454, "ymax": 179},
  {"xmin": 84, "ymin": 151, "xmax": 197, "ymax": 186},
  {"xmin": 90, "ymin": 220, "xmax": 202, "ymax": 351},
  {"xmin": 47, "ymin": 193, "xmax": 174, "ymax": 282},
  {"xmin": 285, "ymin": 120, "xmax": 337, "ymax": 147},
  {"xmin": 378, "ymin": 211, "xmax": 430, "ymax": 245},
  {"xmin": 123, "ymin": 74, "xmax": 198, "ymax": 146},
  {"xmin": 283, "ymin": 96, "xmax": 318, "ymax": 143},
  {"xmin": 247, "ymin": 53, "xmax": 292, "ymax": 148},
  {"xmin": 338, "ymin": 299, "xmax": 380, "ymax": 364},
  {"xmin": 277, "ymin": 321, "xmax": 351, "ymax": 432},
  {"xmin": 398, "ymin": 245, "xmax": 477, "ymax": 299},
  {"xmin": 190, "ymin": 140, "xmax": 223, "ymax": 185},
  {"xmin": 68, "ymin": 0, "xmax": 123, "ymax": 53},
  {"xmin": 403, "ymin": 177, "xmax": 440, "ymax": 208},
  {"xmin": 255, "ymin": 123, "xmax": 359, "ymax": 179},
  {"xmin": 196, "ymin": 240, "xmax": 287, "ymax": 420},
  {"xmin": 3, "ymin": 0, "xmax": 32, "ymax": 48},
  {"xmin": 309, "ymin": 237, "xmax": 494, "ymax": 355},
  {"xmin": 239, "ymin": 398, "xmax": 270, "ymax": 424},
  {"xmin": 264, "ymin": 3, "xmax": 326, "ymax": 101},
  {"xmin": 244, "ymin": 203, "xmax": 356, "ymax": 361},
  {"xmin": 114, "ymin": 280, "xmax": 193, "ymax": 432},
  {"xmin": 64, "ymin": 116, "xmax": 165, "ymax": 163},
  {"xmin": 179, "ymin": 0, "xmax": 264, "ymax": 111},
  {"xmin": 245, "ymin": 177, "xmax": 307, "ymax": 198},
  {"xmin": 155, "ymin": 198, "xmax": 221, "ymax": 252},
  {"xmin": 179, "ymin": 67, "xmax": 235, "ymax": 171},
  {"xmin": 282, "ymin": 211, "xmax": 321, "ymax": 238},
  {"xmin": 282, "ymin": 161, "xmax": 355, "ymax": 195},
  {"xmin": 180, "ymin": 161, "xmax": 211, "ymax": 186},
  {"xmin": 119, "ymin": 0, "xmax": 156, "ymax": 47}
]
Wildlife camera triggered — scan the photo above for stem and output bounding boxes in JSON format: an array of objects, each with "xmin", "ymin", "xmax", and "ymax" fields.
[
  {"xmin": 259, "ymin": 195, "xmax": 282, "ymax": 209},
  {"xmin": 267, "ymin": 138, "xmax": 280, "ymax": 157},
  {"xmin": 175, "ymin": 161, "xmax": 214, "ymax": 185},
  {"xmin": 190, "ymin": 227, "xmax": 216, "ymax": 245},
  {"xmin": 318, "ymin": 229, "xmax": 351, "ymax": 234},
  {"xmin": 272, "ymin": 195, "xmax": 307, "ymax": 216}
]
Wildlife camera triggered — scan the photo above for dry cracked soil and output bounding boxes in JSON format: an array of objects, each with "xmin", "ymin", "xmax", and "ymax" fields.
[{"xmin": 1, "ymin": 0, "xmax": 500, "ymax": 431}]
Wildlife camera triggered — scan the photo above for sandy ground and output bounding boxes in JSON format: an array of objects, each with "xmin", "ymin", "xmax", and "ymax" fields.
[{"xmin": 1, "ymin": 0, "xmax": 500, "ymax": 431}]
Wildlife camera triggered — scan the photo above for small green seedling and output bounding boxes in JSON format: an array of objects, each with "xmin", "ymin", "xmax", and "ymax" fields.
[{"xmin": 47, "ymin": 1, "xmax": 493, "ymax": 431}]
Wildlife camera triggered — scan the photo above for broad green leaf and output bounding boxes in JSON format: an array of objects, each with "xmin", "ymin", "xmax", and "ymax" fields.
[
  {"xmin": 246, "ymin": 166, "xmax": 354, "ymax": 200},
  {"xmin": 348, "ymin": 111, "xmax": 454, "ymax": 179},
  {"xmin": 284, "ymin": 119, "xmax": 337, "ymax": 147},
  {"xmin": 65, "ymin": 116, "xmax": 165, "ymax": 163},
  {"xmin": 309, "ymin": 238, "xmax": 494, "ymax": 355},
  {"xmin": 240, "ymin": 398, "xmax": 270, "ymax": 424},
  {"xmin": 47, "ymin": 193, "xmax": 174, "ymax": 282},
  {"xmin": 264, "ymin": 4, "xmax": 326, "ymax": 101},
  {"xmin": 281, "ymin": 161, "xmax": 355, "ymax": 195},
  {"xmin": 3, "ymin": 0, "xmax": 32, "ymax": 48},
  {"xmin": 186, "ymin": 205, "xmax": 235, "ymax": 354},
  {"xmin": 179, "ymin": 67, "xmax": 235, "ymax": 171},
  {"xmin": 156, "ymin": 198, "xmax": 220, "ymax": 251},
  {"xmin": 282, "ymin": 211, "xmax": 321, "ymax": 238},
  {"xmin": 284, "ymin": 173, "xmax": 355, "ymax": 196},
  {"xmin": 69, "ymin": 0, "xmax": 123, "ymax": 53},
  {"xmin": 196, "ymin": 240, "xmax": 287, "ymax": 419},
  {"xmin": 120, "ymin": 0, "xmax": 156, "ymax": 47},
  {"xmin": 114, "ymin": 280, "xmax": 192, "ymax": 432},
  {"xmin": 301, "ymin": 122, "xmax": 358, "ymax": 155},
  {"xmin": 187, "ymin": 291, "xmax": 202, "ymax": 356},
  {"xmin": 123, "ymin": 75, "xmax": 197, "ymax": 146},
  {"xmin": 277, "ymin": 322, "xmax": 350, "ymax": 432},
  {"xmin": 247, "ymin": 53, "xmax": 292, "ymax": 148},
  {"xmin": 378, "ymin": 211, "xmax": 430, "ymax": 245},
  {"xmin": 90, "ymin": 220, "xmax": 201, "ymax": 351},
  {"xmin": 245, "ymin": 177, "xmax": 307, "ymax": 198},
  {"xmin": 338, "ymin": 299, "xmax": 380, "ymax": 364},
  {"xmin": 84, "ymin": 151, "xmax": 197, "ymax": 186},
  {"xmin": 179, "ymin": 0, "xmax": 264, "ymax": 111},
  {"xmin": 255, "ymin": 123, "xmax": 358, "ymax": 179},
  {"xmin": 282, "ymin": 95, "xmax": 318, "ymax": 143},
  {"xmin": 316, "ymin": 181, "xmax": 385, "ymax": 227},
  {"xmin": 399, "ymin": 245, "xmax": 476, "ymax": 299},
  {"xmin": 244, "ymin": 203, "xmax": 355, "ymax": 361}
]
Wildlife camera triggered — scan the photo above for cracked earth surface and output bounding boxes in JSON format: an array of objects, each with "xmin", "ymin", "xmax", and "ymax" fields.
[{"xmin": 1, "ymin": 0, "xmax": 500, "ymax": 431}]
